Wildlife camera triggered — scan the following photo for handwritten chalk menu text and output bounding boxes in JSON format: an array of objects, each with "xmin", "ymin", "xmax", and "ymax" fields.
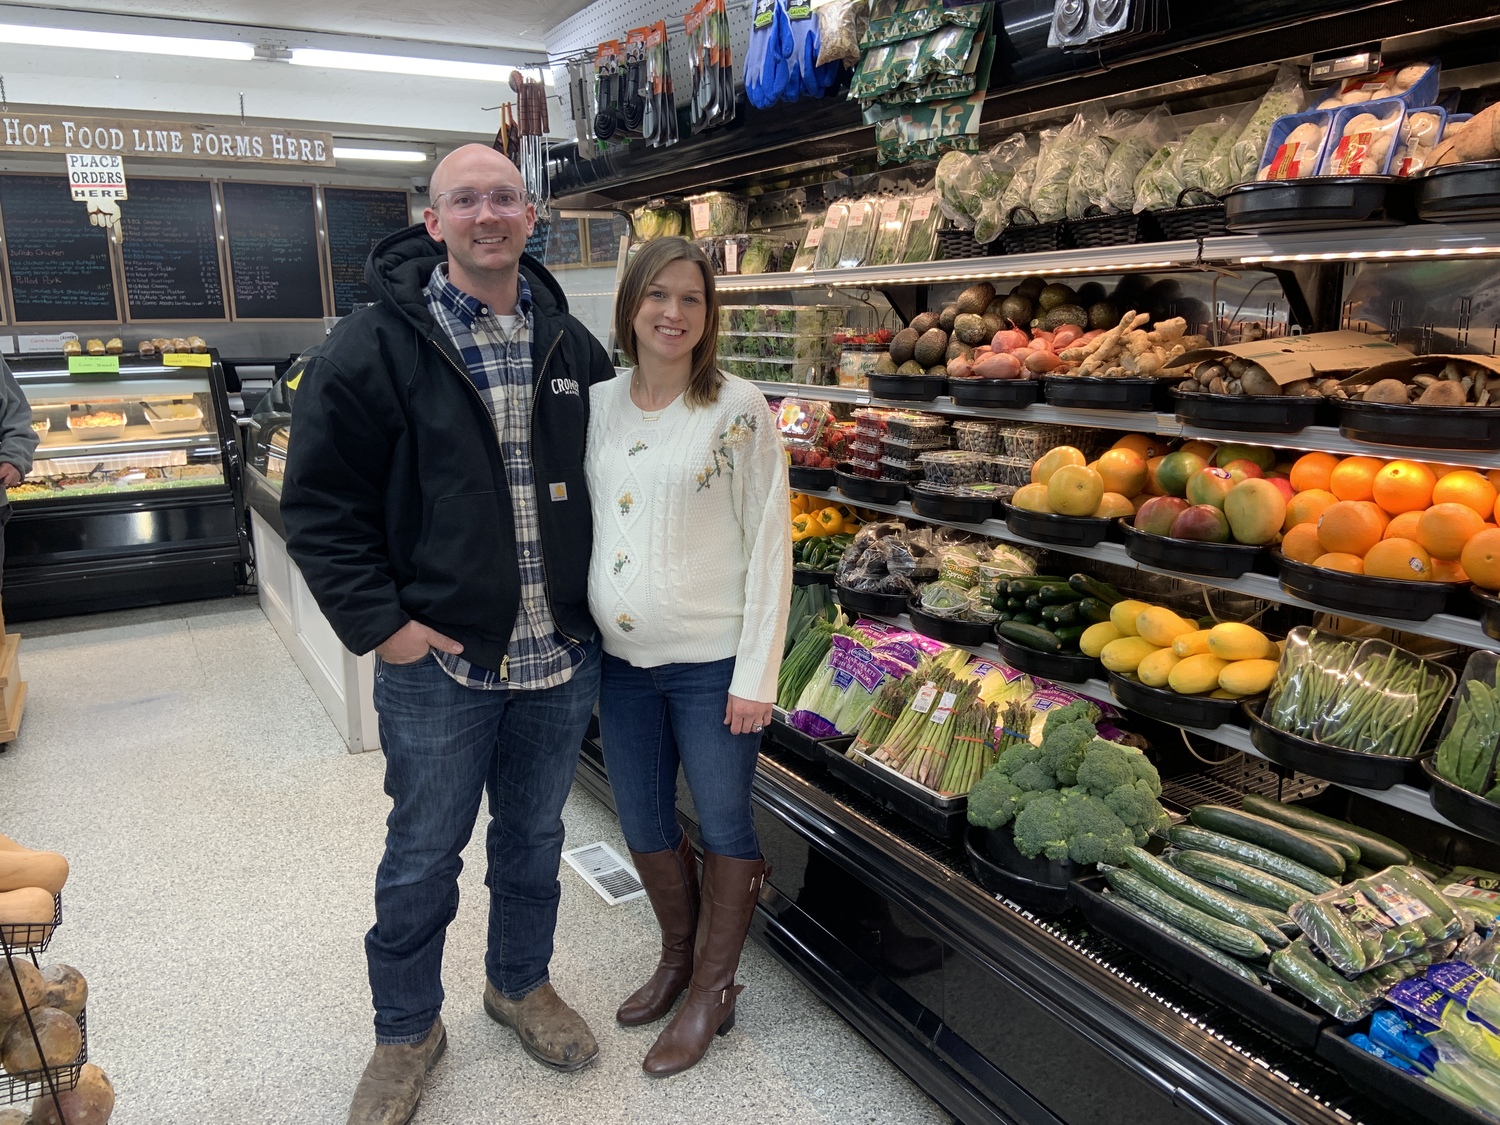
[
  {"xmin": 0, "ymin": 174, "xmax": 118, "ymax": 323},
  {"xmin": 323, "ymin": 188, "xmax": 409, "ymax": 315},
  {"xmin": 120, "ymin": 179, "xmax": 226, "ymax": 320},
  {"xmin": 222, "ymin": 181, "xmax": 323, "ymax": 319}
]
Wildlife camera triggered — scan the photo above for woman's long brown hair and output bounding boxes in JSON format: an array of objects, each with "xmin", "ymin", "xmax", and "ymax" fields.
[{"xmin": 613, "ymin": 236, "xmax": 723, "ymax": 407}]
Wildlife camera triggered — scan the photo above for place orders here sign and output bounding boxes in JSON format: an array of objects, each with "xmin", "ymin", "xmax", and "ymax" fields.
[
  {"xmin": 0, "ymin": 112, "xmax": 336, "ymax": 167},
  {"xmin": 66, "ymin": 153, "xmax": 126, "ymax": 202}
]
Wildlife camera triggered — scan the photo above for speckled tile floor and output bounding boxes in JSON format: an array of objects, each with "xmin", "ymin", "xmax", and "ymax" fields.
[{"xmin": 0, "ymin": 597, "xmax": 952, "ymax": 1125}]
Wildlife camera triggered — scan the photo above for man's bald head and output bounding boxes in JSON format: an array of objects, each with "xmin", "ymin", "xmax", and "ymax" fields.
[
  {"xmin": 429, "ymin": 144, "xmax": 525, "ymax": 201},
  {"xmin": 423, "ymin": 142, "xmax": 535, "ymax": 313}
]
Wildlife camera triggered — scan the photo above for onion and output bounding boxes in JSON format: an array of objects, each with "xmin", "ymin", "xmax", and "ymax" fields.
[
  {"xmin": 992, "ymin": 328, "xmax": 1028, "ymax": 352},
  {"xmin": 972, "ymin": 352, "xmax": 1023, "ymax": 379}
]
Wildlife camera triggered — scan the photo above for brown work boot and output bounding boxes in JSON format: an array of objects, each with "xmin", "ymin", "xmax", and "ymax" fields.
[
  {"xmin": 643, "ymin": 853, "xmax": 766, "ymax": 1078},
  {"xmin": 346, "ymin": 1016, "xmax": 447, "ymax": 1125},
  {"xmin": 618, "ymin": 836, "xmax": 700, "ymax": 1026},
  {"xmin": 484, "ymin": 981, "xmax": 599, "ymax": 1072}
]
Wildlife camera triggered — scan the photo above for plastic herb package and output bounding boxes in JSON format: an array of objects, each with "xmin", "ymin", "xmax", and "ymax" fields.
[
  {"xmin": 1102, "ymin": 107, "xmax": 1171, "ymax": 213},
  {"xmin": 1132, "ymin": 142, "xmax": 1183, "ymax": 212},
  {"xmin": 838, "ymin": 198, "xmax": 881, "ymax": 268},
  {"xmin": 790, "ymin": 219, "xmax": 824, "ymax": 271},
  {"xmin": 684, "ymin": 191, "xmax": 749, "ymax": 238},
  {"xmin": 1433, "ymin": 650, "xmax": 1500, "ymax": 798},
  {"xmin": 1065, "ymin": 131, "xmax": 1117, "ymax": 220},
  {"xmin": 1175, "ymin": 117, "xmax": 1232, "ymax": 191},
  {"xmin": 1393, "ymin": 107, "xmax": 1447, "ymax": 175},
  {"xmin": 867, "ymin": 197, "xmax": 912, "ymax": 266},
  {"xmin": 1324, "ymin": 98, "xmax": 1406, "ymax": 175},
  {"xmin": 1030, "ymin": 111, "xmax": 1094, "ymax": 224},
  {"xmin": 936, "ymin": 150, "xmax": 983, "ymax": 228},
  {"xmin": 970, "ymin": 134, "xmax": 1034, "ymax": 242},
  {"xmin": 1290, "ymin": 866, "xmax": 1466, "ymax": 975},
  {"xmin": 998, "ymin": 154, "xmax": 1038, "ymax": 223},
  {"xmin": 1257, "ymin": 111, "xmax": 1334, "ymax": 180},
  {"xmin": 814, "ymin": 203, "xmax": 851, "ymax": 270},
  {"xmin": 899, "ymin": 195, "xmax": 941, "ymax": 262}
]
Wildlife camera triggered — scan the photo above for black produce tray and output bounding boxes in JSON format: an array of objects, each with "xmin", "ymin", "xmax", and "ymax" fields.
[
  {"xmin": 869, "ymin": 373, "xmax": 946, "ymax": 402},
  {"xmin": 1118, "ymin": 519, "xmax": 1265, "ymax": 578},
  {"xmin": 907, "ymin": 598, "xmax": 994, "ymax": 647},
  {"xmin": 1003, "ymin": 503, "xmax": 1115, "ymax": 548},
  {"xmin": 818, "ymin": 741, "xmax": 968, "ymax": 840},
  {"xmin": 1069, "ymin": 874, "xmax": 1328, "ymax": 1051},
  {"xmin": 1337, "ymin": 398, "xmax": 1500, "ymax": 452},
  {"xmin": 935, "ymin": 228, "xmax": 992, "ymax": 259},
  {"xmin": 993, "ymin": 632, "xmax": 1101, "ymax": 685},
  {"xmin": 1223, "ymin": 176, "xmax": 1414, "ymax": 233},
  {"xmin": 1171, "ymin": 387, "xmax": 1319, "ymax": 433},
  {"xmin": 1107, "ymin": 671, "xmax": 1256, "ymax": 731},
  {"xmin": 1470, "ymin": 585, "xmax": 1500, "ymax": 642},
  {"xmin": 0, "ymin": 891, "xmax": 60, "ymax": 953},
  {"xmin": 1041, "ymin": 375, "xmax": 1166, "ymax": 411},
  {"xmin": 948, "ymin": 377, "xmax": 1038, "ymax": 407},
  {"xmin": 1274, "ymin": 552, "xmax": 1464, "ymax": 621},
  {"xmin": 835, "ymin": 584, "xmax": 909, "ymax": 618},
  {"xmin": 792, "ymin": 566, "xmax": 835, "ymax": 586},
  {"xmin": 1421, "ymin": 759, "xmax": 1500, "ymax": 846},
  {"xmin": 910, "ymin": 487, "xmax": 996, "ymax": 525},
  {"xmin": 834, "ymin": 464, "xmax": 907, "ymax": 506},
  {"xmin": 1318, "ymin": 1022, "xmax": 1492, "ymax": 1125},
  {"xmin": 1412, "ymin": 159, "xmax": 1500, "ymax": 222},
  {"xmin": 997, "ymin": 208, "xmax": 1071, "ymax": 255},
  {"xmin": 767, "ymin": 710, "xmax": 848, "ymax": 765},
  {"xmin": 788, "ymin": 465, "xmax": 836, "ymax": 491},
  {"xmin": 1242, "ymin": 702, "xmax": 1422, "ymax": 790},
  {"xmin": 1067, "ymin": 207, "xmax": 1162, "ymax": 249},
  {"xmin": 964, "ymin": 827, "xmax": 1074, "ymax": 914}
]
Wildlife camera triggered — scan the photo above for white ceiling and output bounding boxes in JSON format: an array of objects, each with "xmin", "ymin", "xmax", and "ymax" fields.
[{"xmin": 0, "ymin": 0, "xmax": 591, "ymax": 51}]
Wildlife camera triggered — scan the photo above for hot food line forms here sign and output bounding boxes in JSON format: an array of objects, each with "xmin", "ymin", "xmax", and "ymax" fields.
[{"xmin": 1, "ymin": 113, "xmax": 335, "ymax": 167}]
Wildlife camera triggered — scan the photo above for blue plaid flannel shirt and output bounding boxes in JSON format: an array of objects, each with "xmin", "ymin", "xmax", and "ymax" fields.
[{"xmin": 423, "ymin": 264, "xmax": 583, "ymax": 691}]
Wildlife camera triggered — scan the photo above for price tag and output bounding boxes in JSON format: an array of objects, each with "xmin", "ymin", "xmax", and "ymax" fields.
[
  {"xmin": 162, "ymin": 353, "xmax": 211, "ymax": 368},
  {"xmin": 724, "ymin": 240, "xmax": 739, "ymax": 273},
  {"xmin": 910, "ymin": 681, "xmax": 938, "ymax": 714},
  {"xmin": 910, "ymin": 197, "xmax": 933, "ymax": 222},
  {"xmin": 690, "ymin": 200, "xmax": 711, "ymax": 234},
  {"xmin": 67, "ymin": 355, "xmax": 119, "ymax": 375},
  {"xmin": 929, "ymin": 690, "xmax": 958, "ymax": 725}
]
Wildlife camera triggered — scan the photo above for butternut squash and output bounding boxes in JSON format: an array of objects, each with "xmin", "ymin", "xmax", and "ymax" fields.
[
  {"xmin": 0, "ymin": 849, "xmax": 67, "ymax": 894},
  {"xmin": 0, "ymin": 886, "xmax": 55, "ymax": 931}
]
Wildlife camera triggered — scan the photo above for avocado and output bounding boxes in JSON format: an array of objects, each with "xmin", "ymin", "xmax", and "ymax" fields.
[
  {"xmin": 983, "ymin": 297, "xmax": 1008, "ymax": 320},
  {"xmin": 999, "ymin": 295, "xmax": 1033, "ymax": 327},
  {"xmin": 889, "ymin": 328, "xmax": 919, "ymax": 365},
  {"xmin": 982, "ymin": 313, "xmax": 1004, "ymax": 338},
  {"xmin": 910, "ymin": 311, "xmax": 941, "ymax": 335},
  {"xmin": 946, "ymin": 339, "xmax": 971, "ymax": 361},
  {"xmin": 1075, "ymin": 281, "xmax": 1107, "ymax": 308},
  {"xmin": 952, "ymin": 313, "xmax": 989, "ymax": 346},
  {"xmin": 874, "ymin": 354, "xmax": 899, "ymax": 375},
  {"xmin": 955, "ymin": 282, "xmax": 996, "ymax": 315},
  {"xmin": 1087, "ymin": 301, "xmax": 1120, "ymax": 331},
  {"xmin": 896, "ymin": 360, "xmax": 926, "ymax": 376},
  {"xmin": 938, "ymin": 304, "xmax": 958, "ymax": 332},
  {"xmin": 1039, "ymin": 304, "xmax": 1089, "ymax": 331},
  {"xmin": 926, "ymin": 365, "xmax": 947, "ymax": 377},
  {"xmin": 1037, "ymin": 283, "xmax": 1077, "ymax": 312},
  {"xmin": 913, "ymin": 327, "xmax": 949, "ymax": 367},
  {"xmin": 1013, "ymin": 275, "xmax": 1047, "ymax": 300}
]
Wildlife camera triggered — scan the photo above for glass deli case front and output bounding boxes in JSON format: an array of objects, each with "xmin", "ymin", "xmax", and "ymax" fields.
[{"xmin": 4, "ymin": 353, "xmax": 243, "ymax": 620}]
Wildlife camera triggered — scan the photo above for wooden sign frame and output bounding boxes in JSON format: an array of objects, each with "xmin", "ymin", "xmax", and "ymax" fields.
[
  {"xmin": 318, "ymin": 185, "xmax": 412, "ymax": 318},
  {"xmin": 0, "ymin": 172, "xmax": 121, "ymax": 326},
  {"xmin": 118, "ymin": 175, "xmax": 231, "ymax": 324},
  {"xmin": 219, "ymin": 179, "xmax": 329, "ymax": 322},
  {"xmin": 544, "ymin": 216, "xmax": 589, "ymax": 271}
]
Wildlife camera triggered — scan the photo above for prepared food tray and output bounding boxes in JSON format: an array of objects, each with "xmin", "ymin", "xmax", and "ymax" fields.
[
  {"xmin": 144, "ymin": 403, "xmax": 205, "ymax": 435},
  {"xmin": 66, "ymin": 411, "xmax": 127, "ymax": 440}
]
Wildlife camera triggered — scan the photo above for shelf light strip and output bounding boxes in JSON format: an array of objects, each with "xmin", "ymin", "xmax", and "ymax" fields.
[
  {"xmin": 1241, "ymin": 246, "xmax": 1500, "ymax": 263},
  {"xmin": 825, "ymin": 262, "xmax": 1184, "ymax": 287}
]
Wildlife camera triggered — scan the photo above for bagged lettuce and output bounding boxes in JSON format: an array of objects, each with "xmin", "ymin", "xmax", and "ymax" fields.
[
  {"xmin": 1102, "ymin": 106, "xmax": 1173, "ymax": 213},
  {"xmin": 1031, "ymin": 109, "xmax": 1099, "ymax": 223},
  {"xmin": 971, "ymin": 133, "xmax": 1035, "ymax": 242},
  {"xmin": 1229, "ymin": 64, "xmax": 1306, "ymax": 187},
  {"xmin": 997, "ymin": 154, "xmax": 1038, "ymax": 225},
  {"xmin": 1133, "ymin": 141, "xmax": 1183, "ymax": 212},
  {"xmin": 1176, "ymin": 117, "xmax": 1232, "ymax": 191},
  {"xmin": 1200, "ymin": 103, "xmax": 1256, "ymax": 195}
]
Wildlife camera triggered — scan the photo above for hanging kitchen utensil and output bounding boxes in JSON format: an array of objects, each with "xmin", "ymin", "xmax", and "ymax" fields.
[
  {"xmin": 594, "ymin": 41, "xmax": 621, "ymax": 140},
  {"xmin": 567, "ymin": 58, "xmax": 594, "ymax": 158},
  {"xmin": 621, "ymin": 28, "xmax": 647, "ymax": 134}
]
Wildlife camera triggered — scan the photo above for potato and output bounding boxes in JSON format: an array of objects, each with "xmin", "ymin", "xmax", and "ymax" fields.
[
  {"xmin": 32, "ymin": 1063, "xmax": 114, "ymax": 1125},
  {"xmin": 39, "ymin": 965, "xmax": 86, "ymax": 1020},
  {"xmin": 1455, "ymin": 105, "xmax": 1500, "ymax": 162},
  {"xmin": 1, "ymin": 1007, "xmax": 80, "ymax": 1074},
  {"xmin": 0, "ymin": 959, "xmax": 42, "ymax": 1024}
]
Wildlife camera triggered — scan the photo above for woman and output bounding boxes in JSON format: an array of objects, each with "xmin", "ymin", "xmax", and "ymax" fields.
[{"xmin": 586, "ymin": 237, "xmax": 791, "ymax": 1076}]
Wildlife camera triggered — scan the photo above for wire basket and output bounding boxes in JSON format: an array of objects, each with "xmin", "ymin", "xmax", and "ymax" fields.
[
  {"xmin": 0, "ymin": 1007, "xmax": 86, "ymax": 1106},
  {"xmin": 1067, "ymin": 206, "xmax": 1163, "ymax": 248},
  {"xmin": 1155, "ymin": 189, "xmax": 1229, "ymax": 240},
  {"xmin": 935, "ymin": 228, "xmax": 993, "ymax": 260},
  {"xmin": 997, "ymin": 207, "xmax": 1072, "ymax": 256},
  {"xmin": 0, "ymin": 894, "xmax": 60, "ymax": 954}
]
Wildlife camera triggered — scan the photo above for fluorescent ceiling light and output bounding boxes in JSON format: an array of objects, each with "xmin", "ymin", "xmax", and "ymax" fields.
[
  {"xmin": 291, "ymin": 47, "xmax": 512, "ymax": 83},
  {"xmin": 0, "ymin": 22, "xmax": 254, "ymax": 60},
  {"xmin": 333, "ymin": 147, "xmax": 429, "ymax": 163}
]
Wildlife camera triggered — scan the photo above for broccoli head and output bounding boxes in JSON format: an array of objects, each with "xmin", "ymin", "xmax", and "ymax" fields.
[
  {"xmin": 1074, "ymin": 740, "xmax": 1170, "ymax": 844},
  {"xmin": 1041, "ymin": 720, "xmax": 1095, "ymax": 786},
  {"xmin": 967, "ymin": 765, "xmax": 1026, "ymax": 829},
  {"xmin": 1042, "ymin": 699, "xmax": 1101, "ymax": 737},
  {"xmin": 996, "ymin": 741, "xmax": 1058, "ymax": 794},
  {"xmin": 1011, "ymin": 788, "xmax": 1136, "ymax": 866},
  {"xmin": 1011, "ymin": 789, "xmax": 1072, "ymax": 862},
  {"xmin": 1074, "ymin": 739, "xmax": 1139, "ymax": 796}
]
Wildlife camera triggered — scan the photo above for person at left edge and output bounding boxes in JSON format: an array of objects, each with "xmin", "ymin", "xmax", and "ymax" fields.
[
  {"xmin": 280, "ymin": 145, "xmax": 615, "ymax": 1125},
  {"xmin": 0, "ymin": 356, "xmax": 37, "ymax": 592}
]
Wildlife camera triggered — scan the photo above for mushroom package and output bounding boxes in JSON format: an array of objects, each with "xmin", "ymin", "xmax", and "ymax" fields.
[{"xmin": 1324, "ymin": 99, "xmax": 1405, "ymax": 176}]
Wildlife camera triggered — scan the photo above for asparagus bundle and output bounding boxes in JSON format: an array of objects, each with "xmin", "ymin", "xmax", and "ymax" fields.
[
  {"xmin": 849, "ymin": 676, "xmax": 914, "ymax": 758},
  {"xmin": 903, "ymin": 678, "xmax": 983, "ymax": 791},
  {"xmin": 937, "ymin": 696, "xmax": 998, "ymax": 795}
]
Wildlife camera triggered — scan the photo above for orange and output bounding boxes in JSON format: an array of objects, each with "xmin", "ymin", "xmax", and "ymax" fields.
[
  {"xmin": 1315, "ymin": 552, "xmax": 1365, "ymax": 574},
  {"xmin": 1360, "ymin": 501, "xmax": 1390, "ymax": 535},
  {"xmin": 1384, "ymin": 511, "xmax": 1424, "ymax": 540},
  {"xmin": 1318, "ymin": 500, "xmax": 1385, "ymax": 557},
  {"xmin": 1432, "ymin": 470, "xmax": 1497, "ymax": 518},
  {"xmin": 1289, "ymin": 451, "xmax": 1340, "ymax": 494},
  {"xmin": 1281, "ymin": 522, "xmax": 1324, "ymax": 564},
  {"xmin": 1415, "ymin": 503, "xmax": 1486, "ymax": 561},
  {"xmin": 1180, "ymin": 440, "xmax": 1218, "ymax": 462},
  {"xmin": 1111, "ymin": 433, "xmax": 1163, "ymax": 460},
  {"xmin": 1488, "ymin": 469, "xmax": 1500, "ymax": 496},
  {"xmin": 1432, "ymin": 558, "xmax": 1470, "ymax": 583},
  {"xmin": 1461, "ymin": 528, "xmax": 1500, "ymax": 591},
  {"xmin": 1095, "ymin": 448, "xmax": 1149, "ymax": 497},
  {"xmin": 1328, "ymin": 456, "xmax": 1385, "ymax": 502},
  {"xmin": 1371, "ymin": 459, "xmax": 1437, "ymax": 515},
  {"xmin": 1284, "ymin": 488, "xmax": 1337, "ymax": 531},
  {"xmin": 1364, "ymin": 538, "xmax": 1433, "ymax": 581}
]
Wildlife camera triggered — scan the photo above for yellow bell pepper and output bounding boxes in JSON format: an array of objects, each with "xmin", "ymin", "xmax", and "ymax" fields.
[
  {"xmin": 791, "ymin": 513, "xmax": 816, "ymax": 542},
  {"xmin": 789, "ymin": 492, "xmax": 812, "ymax": 515},
  {"xmin": 813, "ymin": 507, "xmax": 844, "ymax": 535}
]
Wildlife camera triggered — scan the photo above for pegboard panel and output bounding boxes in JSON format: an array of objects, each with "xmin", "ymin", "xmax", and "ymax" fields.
[{"xmin": 544, "ymin": 0, "xmax": 751, "ymax": 148}]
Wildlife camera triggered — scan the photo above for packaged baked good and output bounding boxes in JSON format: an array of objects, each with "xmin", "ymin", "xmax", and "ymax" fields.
[
  {"xmin": 187, "ymin": 336, "xmax": 208, "ymax": 353},
  {"xmin": 137, "ymin": 340, "xmax": 156, "ymax": 356},
  {"xmin": 105, "ymin": 337, "xmax": 123, "ymax": 355},
  {"xmin": 85, "ymin": 338, "xmax": 106, "ymax": 356},
  {"xmin": 62, "ymin": 339, "xmax": 82, "ymax": 356}
]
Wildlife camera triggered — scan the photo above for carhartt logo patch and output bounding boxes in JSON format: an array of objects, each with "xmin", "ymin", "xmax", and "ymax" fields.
[{"xmin": 550, "ymin": 482, "xmax": 568, "ymax": 501}]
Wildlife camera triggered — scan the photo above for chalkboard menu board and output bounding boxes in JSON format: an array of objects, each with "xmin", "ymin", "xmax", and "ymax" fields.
[
  {"xmin": 588, "ymin": 216, "xmax": 629, "ymax": 266},
  {"xmin": 324, "ymin": 187, "xmax": 409, "ymax": 315},
  {"xmin": 0, "ymin": 174, "xmax": 118, "ymax": 323},
  {"xmin": 525, "ymin": 222, "xmax": 549, "ymax": 262},
  {"xmin": 221, "ymin": 181, "xmax": 324, "ymax": 319},
  {"xmin": 119, "ymin": 178, "xmax": 226, "ymax": 321},
  {"xmin": 544, "ymin": 218, "xmax": 585, "ymax": 270}
]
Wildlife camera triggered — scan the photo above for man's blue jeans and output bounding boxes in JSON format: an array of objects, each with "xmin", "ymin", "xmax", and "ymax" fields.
[
  {"xmin": 598, "ymin": 653, "xmax": 761, "ymax": 861},
  {"xmin": 367, "ymin": 642, "xmax": 601, "ymax": 1044}
]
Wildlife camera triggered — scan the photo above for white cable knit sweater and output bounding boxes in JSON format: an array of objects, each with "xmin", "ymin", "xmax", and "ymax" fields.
[{"xmin": 585, "ymin": 372, "xmax": 792, "ymax": 702}]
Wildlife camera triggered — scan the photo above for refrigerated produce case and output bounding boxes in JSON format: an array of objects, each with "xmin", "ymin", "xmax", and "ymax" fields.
[{"xmin": 2, "ymin": 352, "xmax": 243, "ymax": 620}]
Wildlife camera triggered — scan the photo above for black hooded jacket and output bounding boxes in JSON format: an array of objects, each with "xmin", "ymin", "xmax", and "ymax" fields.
[{"xmin": 280, "ymin": 223, "xmax": 615, "ymax": 672}]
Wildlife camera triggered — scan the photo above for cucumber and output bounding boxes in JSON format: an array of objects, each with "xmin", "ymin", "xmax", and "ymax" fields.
[
  {"xmin": 1109, "ymin": 895, "xmax": 1266, "ymax": 985},
  {"xmin": 1166, "ymin": 825, "xmax": 1340, "ymax": 894},
  {"xmin": 1240, "ymin": 794, "xmax": 1412, "ymax": 868},
  {"xmin": 1103, "ymin": 867, "xmax": 1271, "ymax": 960},
  {"xmin": 1410, "ymin": 857, "xmax": 1449, "ymax": 882},
  {"xmin": 1048, "ymin": 602, "xmax": 1082, "ymax": 628},
  {"xmin": 1305, "ymin": 831, "xmax": 1361, "ymax": 864},
  {"xmin": 1169, "ymin": 850, "xmax": 1313, "ymax": 912},
  {"xmin": 1038, "ymin": 583, "xmax": 1081, "ymax": 605},
  {"xmin": 1068, "ymin": 573, "xmax": 1122, "ymax": 605},
  {"xmin": 1008, "ymin": 576, "xmax": 1068, "ymax": 595},
  {"xmin": 1077, "ymin": 597, "xmax": 1113, "ymax": 624},
  {"xmin": 997, "ymin": 621, "xmax": 1061, "ymax": 652},
  {"xmin": 1054, "ymin": 624, "xmax": 1088, "ymax": 646},
  {"xmin": 1011, "ymin": 611, "xmax": 1041, "ymax": 626},
  {"xmin": 1123, "ymin": 848, "xmax": 1289, "ymax": 949},
  {"xmin": 1346, "ymin": 862, "xmax": 1376, "ymax": 880},
  {"xmin": 1268, "ymin": 940, "xmax": 1377, "ymax": 1022},
  {"xmin": 1188, "ymin": 805, "xmax": 1346, "ymax": 876}
]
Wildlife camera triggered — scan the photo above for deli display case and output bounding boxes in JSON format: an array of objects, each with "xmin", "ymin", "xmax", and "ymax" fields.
[{"xmin": 3, "ymin": 352, "xmax": 244, "ymax": 620}]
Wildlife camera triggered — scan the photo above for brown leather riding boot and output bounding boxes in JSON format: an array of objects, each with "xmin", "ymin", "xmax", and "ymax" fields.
[
  {"xmin": 618, "ymin": 836, "xmax": 700, "ymax": 1026},
  {"xmin": 642, "ymin": 852, "xmax": 766, "ymax": 1077}
]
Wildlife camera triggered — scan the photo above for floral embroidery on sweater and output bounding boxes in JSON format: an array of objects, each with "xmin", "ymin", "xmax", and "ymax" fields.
[
  {"xmin": 613, "ymin": 551, "xmax": 630, "ymax": 575},
  {"xmin": 616, "ymin": 613, "xmax": 636, "ymax": 633},
  {"xmin": 618, "ymin": 491, "xmax": 635, "ymax": 516},
  {"xmin": 627, "ymin": 440, "xmax": 648, "ymax": 456},
  {"xmin": 695, "ymin": 412, "xmax": 758, "ymax": 492}
]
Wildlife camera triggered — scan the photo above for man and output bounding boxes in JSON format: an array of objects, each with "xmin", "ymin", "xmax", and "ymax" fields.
[
  {"xmin": 0, "ymin": 357, "xmax": 37, "ymax": 588},
  {"xmin": 281, "ymin": 144, "xmax": 614, "ymax": 1125}
]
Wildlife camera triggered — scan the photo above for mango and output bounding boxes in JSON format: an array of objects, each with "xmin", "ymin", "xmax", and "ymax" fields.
[
  {"xmin": 1079, "ymin": 621, "xmax": 1123, "ymax": 658},
  {"xmin": 1168, "ymin": 653, "xmax": 1230, "ymax": 695},
  {"xmin": 1172, "ymin": 629, "xmax": 1213, "ymax": 657},
  {"xmin": 1100, "ymin": 636, "xmax": 1162, "ymax": 674},
  {"xmin": 1156, "ymin": 451, "xmax": 1207, "ymax": 498},
  {"xmin": 1136, "ymin": 606, "xmax": 1196, "ymax": 648},
  {"xmin": 1109, "ymin": 599, "xmax": 1154, "ymax": 637},
  {"xmin": 1206, "ymin": 622, "xmax": 1273, "ymax": 661},
  {"xmin": 1214, "ymin": 443, "xmax": 1277, "ymax": 472},
  {"xmin": 1223, "ymin": 478, "xmax": 1288, "ymax": 546},
  {"xmin": 1219, "ymin": 658, "xmax": 1279, "ymax": 697},
  {"xmin": 1136, "ymin": 647, "xmax": 1182, "ymax": 688}
]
